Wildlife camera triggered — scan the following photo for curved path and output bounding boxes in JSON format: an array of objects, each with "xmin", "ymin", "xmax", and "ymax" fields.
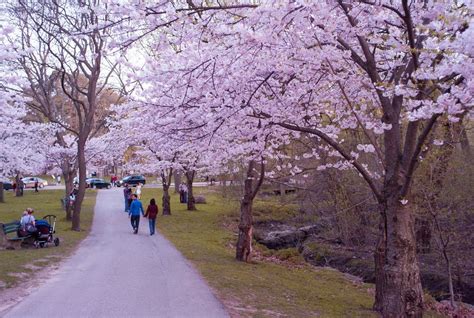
[{"xmin": 3, "ymin": 189, "xmax": 228, "ymax": 318}]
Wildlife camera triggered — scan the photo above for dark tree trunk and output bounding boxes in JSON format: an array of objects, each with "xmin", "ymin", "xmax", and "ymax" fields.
[
  {"xmin": 0, "ymin": 183, "xmax": 4, "ymax": 203},
  {"xmin": 236, "ymin": 191, "xmax": 253, "ymax": 262},
  {"xmin": 174, "ymin": 170, "xmax": 181, "ymax": 193},
  {"xmin": 63, "ymin": 168, "xmax": 75, "ymax": 221},
  {"xmin": 72, "ymin": 138, "xmax": 87, "ymax": 231},
  {"xmin": 236, "ymin": 159, "xmax": 265, "ymax": 262},
  {"xmin": 381, "ymin": 196, "xmax": 424, "ymax": 317},
  {"xmin": 186, "ymin": 170, "xmax": 196, "ymax": 211},
  {"xmin": 162, "ymin": 185, "xmax": 171, "ymax": 215},
  {"xmin": 374, "ymin": 213, "xmax": 387, "ymax": 312},
  {"xmin": 15, "ymin": 174, "xmax": 22, "ymax": 197},
  {"xmin": 161, "ymin": 170, "xmax": 172, "ymax": 215}
]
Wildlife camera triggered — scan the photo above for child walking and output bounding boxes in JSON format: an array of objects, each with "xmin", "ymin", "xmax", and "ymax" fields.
[
  {"xmin": 144, "ymin": 198, "xmax": 158, "ymax": 236},
  {"xmin": 129, "ymin": 194, "xmax": 144, "ymax": 234}
]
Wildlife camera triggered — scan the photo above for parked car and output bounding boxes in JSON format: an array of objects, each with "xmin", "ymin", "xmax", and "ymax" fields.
[
  {"xmin": 116, "ymin": 175, "xmax": 146, "ymax": 187},
  {"xmin": 1, "ymin": 181, "xmax": 13, "ymax": 191},
  {"xmin": 22, "ymin": 177, "xmax": 48, "ymax": 188},
  {"xmin": 87, "ymin": 178, "xmax": 111, "ymax": 189},
  {"xmin": 73, "ymin": 177, "xmax": 100, "ymax": 186}
]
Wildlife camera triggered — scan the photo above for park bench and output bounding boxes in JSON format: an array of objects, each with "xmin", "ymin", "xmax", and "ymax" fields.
[{"xmin": 0, "ymin": 221, "xmax": 31, "ymax": 249}]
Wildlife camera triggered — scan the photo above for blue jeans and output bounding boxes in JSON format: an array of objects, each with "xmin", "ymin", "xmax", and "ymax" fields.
[
  {"xmin": 148, "ymin": 218, "xmax": 156, "ymax": 235},
  {"xmin": 130, "ymin": 215, "xmax": 140, "ymax": 232}
]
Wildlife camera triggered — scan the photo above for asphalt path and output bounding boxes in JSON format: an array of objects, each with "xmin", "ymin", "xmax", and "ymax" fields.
[{"xmin": 3, "ymin": 188, "xmax": 228, "ymax": 318}]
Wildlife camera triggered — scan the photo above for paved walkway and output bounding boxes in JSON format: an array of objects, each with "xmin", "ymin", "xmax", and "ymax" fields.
[{"xmin": 3, "ymin": 189, "xmax": 228, "ymax": 318}]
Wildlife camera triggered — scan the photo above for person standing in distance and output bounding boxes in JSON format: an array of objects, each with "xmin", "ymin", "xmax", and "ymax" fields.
[
  {"xmin": 144, "ymin": 198, "xmax": 158, "ymax": 235},
  {"xmin": 123, "ymin": 183, "xmax": 132, "ymax": 212},
  {"xmin": 135, "ymin": 182, "xmax": 143, "ymax": 199},
  {"xmin": 129, "ymin": 194, "xmax": 144, "ymax": 234}
]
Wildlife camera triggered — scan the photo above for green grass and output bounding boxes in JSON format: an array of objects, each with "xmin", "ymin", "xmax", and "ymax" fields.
[
  {"xmin": 141, "ymin": 187, "xmax": 376, "ymax": 317},
  {"xmin": 0, "ymin": 189, "xmax": 96, "ymax": 288}
]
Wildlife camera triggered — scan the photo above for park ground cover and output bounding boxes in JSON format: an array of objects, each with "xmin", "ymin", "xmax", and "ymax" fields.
[
  {"xmin": 142, "ymin": 187, "xmax": 378, "ymax": 318},
  {"xmin": 0, "ymin": 189, "xmax": 96, "ymax": 288}
]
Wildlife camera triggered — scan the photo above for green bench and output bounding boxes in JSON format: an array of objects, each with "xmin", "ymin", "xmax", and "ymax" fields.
[{"xmin": 0, "ymin": 221, "xmax": 31, "ymax": 249}]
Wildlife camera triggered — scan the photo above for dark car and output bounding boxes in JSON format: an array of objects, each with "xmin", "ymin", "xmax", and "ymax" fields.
[
  {"xmin": 1, "ymin": 181, "xmax": 13, "ymax": 191},
  {"xmin": 88, "ymin": 178, "xmax": 112, "ymax": 189},
  {"xmin": 117, "ymin": 175, "xmax": 146, "ymax": 187}
]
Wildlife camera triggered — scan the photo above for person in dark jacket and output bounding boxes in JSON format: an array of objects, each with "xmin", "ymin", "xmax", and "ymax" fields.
[
  {"xmin": 144, "ymin": 198, "xmax": 159, "ymax": 236},
  {"xmin": 129, "ymin": 194, "xmax": 144, "ymax": 234},
  {"xmin": 123, "ymin": 184, "xmax": 132, "ymax": 212}
]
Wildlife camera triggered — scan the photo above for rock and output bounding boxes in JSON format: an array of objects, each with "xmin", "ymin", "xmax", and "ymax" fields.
[
  {"xmin": 299, "ymin": 225, "xmax": 322, "ymax": 235},
  {"xmin": 254, "ymin": 222, "xmax": 323, "ymax": 250},
  {"xmin": 258, "ymin": 229, "xmax": 307, "ymax": 249},
  {"xmin": 195, "ymin": 195, "xmax": 206, "ymax": 204}
]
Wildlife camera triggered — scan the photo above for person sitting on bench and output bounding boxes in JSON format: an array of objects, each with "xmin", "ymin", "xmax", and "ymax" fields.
[{"xmin": 19, "ymin": 208, "xmax": 37, "ymax": 237}]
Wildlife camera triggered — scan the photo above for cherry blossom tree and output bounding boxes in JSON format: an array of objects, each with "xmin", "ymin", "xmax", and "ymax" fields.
[
  {"xmin": 115, "ymin": 1, "xmax": 473, "ymax": 316},
  {"xmin": 6, "ymin": 0, "xmax": 123, "ymax": 230},
  {"xmin": 0, "ymin": 25, "xmax": 52, "ymax": 202}
]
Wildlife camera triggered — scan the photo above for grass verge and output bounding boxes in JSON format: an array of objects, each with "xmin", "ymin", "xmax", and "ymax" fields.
[
  {"xmin": 0, "ymin": 189, "xmax": 96, "ymax": 288},
  {"xmin": 141, "ymin": 187, "xmax": 376, "ymax": 317}
]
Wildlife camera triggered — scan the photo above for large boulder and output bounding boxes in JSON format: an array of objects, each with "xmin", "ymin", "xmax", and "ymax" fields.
[{"xmin": 254, "ymin": 224, "xmax": 322, "ymax": 250}]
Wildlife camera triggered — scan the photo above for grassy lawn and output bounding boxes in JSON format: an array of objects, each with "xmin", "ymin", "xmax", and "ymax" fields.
[
  {"xmin": 141, "ymin": 187, "xmax": 376, "ymax": 318},
  {"xmin": 0, "ymin": 189, "xmax": 96, "ymax": 288}
]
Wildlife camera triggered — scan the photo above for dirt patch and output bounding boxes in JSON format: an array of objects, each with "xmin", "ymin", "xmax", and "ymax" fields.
[
  {"xmin": 222, "ymin": 299, "xmax": 259, "ymax": 318},
  {"xmin": 7, "ymin": 272, "xmax": 29, "ymax": 279},
  {"xmin": 0, "ymin": 262, "xmax": 62, "ymax": 315},
  {"xmin": 22, "ymin": 264, "xmax": 42, "ymax": 271}
]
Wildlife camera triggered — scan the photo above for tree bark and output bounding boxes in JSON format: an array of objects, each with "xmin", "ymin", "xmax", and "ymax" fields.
[
  {"xmin": 174, "ymin": 170, "xmax": 181, "ymax": 193},
  {"xmin": 63, "ymin": 167, "xmax": 75, "ymax": 221},
  {"xmin": 236, "ymin": 159, "xmax": 265, "ymax": 262},
  {"xmin": 15, "ymin": 174, "xmax": 22, "ymax": 197},
  {"xmin": 0, "ymin": 183, "xmax": 4, "ymax": 203},
  {"xmin": 162, "ymin": 185, "xmax": 171, "ymax": 215},
  {"xmin": 161, "ymin": 170, "xmax": 172, "ymax": 215},
  {"xmin": 373, "ymin": 213, "xmax": 387, "ymax": 312},
  {"xmin": 186, "ymin": 170, "xmax": 196, "ymax": 211},
  {"xmin": 381, "ymin": 196, "xmax": 424, "ymax": 317},
  {"xmin": 72, "ymin": 137, "xmax": 87, "ymax": 231}
]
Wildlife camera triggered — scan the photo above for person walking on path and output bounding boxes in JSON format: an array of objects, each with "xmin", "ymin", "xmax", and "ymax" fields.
[
  {"xmin": 34, "ymin": 180, "xmax": 39, "ymax": 192},
  {"xmin": 129, "ymin": 194, "xmax": 144, "ymax": 234},
  {"xmin": 144, "ymin": 198, "xmax": 158, "ymax": 236},
  {"xmin": 123, "ymin": 184, "xmax": 132, "ymax": 212}
]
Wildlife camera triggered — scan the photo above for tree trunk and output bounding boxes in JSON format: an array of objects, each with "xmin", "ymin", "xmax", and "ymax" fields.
[
  {"xmin": 236, "ymin": 193, "xmax": 253, "ymax": 262},
  {"xmin": 72, "ymin": 138, "xmax": 87, "ymax": 231},
  {"xmin": 381, "ymin": 196, "xmax": 424, "ymax": 317},
  {"xmin": 63, "ymin": 168, "xmax": 75, "ymax": 221},
  {"xmin": 174, "ymin": 170, "xmax": 181, "ymax": 193},
  {"xmin": 279, "ymin": 182, "xmax": 286, "ymax": 202},
  {"xmin": 186, "ymin": 170, "xmax": 196, "ymax": 211},
  {"xmin": 15, "ymin": 174, "xmax": 22, "ymax": 197},
  {"xmin": 236, "ymin": 160, "xmax": 264, "ymax": 262},
  {"xmin": 162, "ymin": 184, "xmax": 171, "ymax": 215},
  {"xmin": 373, "ymin": 213, "xmax": 387, "ymax": 312},
  {"xmin": 0, "ymin": 183, "xmax": 4, "ymax": 203},
  {"xmin": 444, "ymin": 249, "xmax": 456, "ymax": 308}
]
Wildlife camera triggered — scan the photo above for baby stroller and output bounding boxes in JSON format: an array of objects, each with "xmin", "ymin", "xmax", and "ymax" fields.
[{"xmin": 34, "ymin": 215, "xmax": 60, "ymax": 248}]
